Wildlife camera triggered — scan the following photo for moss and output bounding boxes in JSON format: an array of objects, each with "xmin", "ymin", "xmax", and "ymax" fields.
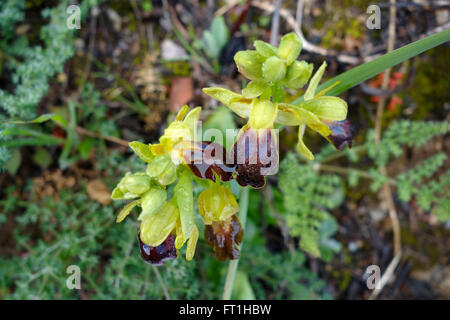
[
  {"xmin": 312, "ymin": 2, "xmax": 367, "ymax": 50},
  {"xmin": 407, "ymin": 47, "xmax": 450, "ymax": 120},
  {"xmin": 401, "ymin": 223, "xmax": 449, "ymax": 270}
]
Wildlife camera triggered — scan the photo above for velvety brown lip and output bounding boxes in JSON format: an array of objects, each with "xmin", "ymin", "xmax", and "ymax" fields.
[
  {"xmin": 232, "ymin": 128, "xmax": 278, "ymax": 189},
  {"xmin": 326, "ymin": 120, "xmax": 353, "ymax": 150},
  {"xmin": 138, "ymin": 232, "xmax": 177, "ymax": 265},
  {"xmin": 204, "ymin": 214, "xmax": 244, "ymax": 261},
  {"xmin": 185, "ymin": 128, "xmax": 278, "ymax": 189},
  {"xmin": 185, "ymin": 141, "xmax": 236, "ymax": 182}
]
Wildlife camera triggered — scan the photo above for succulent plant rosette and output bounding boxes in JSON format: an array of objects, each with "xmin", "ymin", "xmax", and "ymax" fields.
[{"xmin": 111, "ymin": 32, "xmax": 352, "ymax": 265}]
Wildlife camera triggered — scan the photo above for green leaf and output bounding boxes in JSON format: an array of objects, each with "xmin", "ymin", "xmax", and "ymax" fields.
[
  {"xmin": 211, "ymin": 16, "xmax": 229, "ymax": 50},
  {"xmin": 32, "ymin": 147, "xmax": 52, "ymax": 168},
  {"xmin": 300, "ymin": 229, "xmax": 321, "ymax": 257},
  {"xmin": 79, "ymin": 137, "xmax": 95, "ymax": 160},
  {"xmin": 6, "ymin": 113, "xmax": 67, "ymax": 127},
  {"xmin": 293, "ymin": 28, "xmax": 450, "ymax": 103},
  {"xmin": 5, "ymin": 148, "xmax": 21, "ymax": 175},
  {"xmin": 202, "ymin": 16, "xmax": 229, "ymax": 60},
  {"xmin": 231, "ymin": 271, "xmax": 256, "ymax": 300}
]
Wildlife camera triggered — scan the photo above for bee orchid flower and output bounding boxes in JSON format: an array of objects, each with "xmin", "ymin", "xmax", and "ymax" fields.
[
  {"xmin": 198, "ymin": 185, "xmax": 243, "ymax": 261},
  {"xmin": 203, "ymin": 61, "xmax": 351, "ymax": 161}
]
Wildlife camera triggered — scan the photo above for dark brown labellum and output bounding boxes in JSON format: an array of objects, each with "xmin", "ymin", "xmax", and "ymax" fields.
[
  {"xmin": 184, "ymin": 141, "xmax": 236, "ymax": 182},
  {"xmin": 204, "ymin": 215, "xmax": 244, "ymax": 261},
  {"xmin": 327, "ymin": 120, "xmax": 353, "ymax": 150},
  {"xmin": 138, "ymin": 232, "xmax": 177, "ymax": 265},
  {"xmin": 184, "ymin": 129, "xmax": 278, "ymax": 189},
  {"xmin": 232, "ymin": 128, "xmax": 278, "ymax": 189}
]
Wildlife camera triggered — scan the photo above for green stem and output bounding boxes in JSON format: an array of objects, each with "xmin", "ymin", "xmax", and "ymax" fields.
[
  {"xmin": 221, "ymin": 186, "xmax": 250, "ymax": 300},
  {"xmin": 318, "ymin": 164, "xmax": 397, "ymax": 186},
  {"xmin": 321, "ymin": 145, "xmax": 366, "ymax": 163}
]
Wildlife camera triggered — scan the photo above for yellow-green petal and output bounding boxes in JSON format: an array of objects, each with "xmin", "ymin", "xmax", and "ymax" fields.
[
  {"xmin": 175, "ymin": 105, "xmax": 189, "ymax": 121},
  {"xmin": 304, "ymin": 61, "xmax": 327, "ymax": 101},
  {"xmin": 228, "ymin": 97, "xmax": 252, "ymax": 118},
  {"xmin": 249, "ymin": 99, "xmax": 277, "ymax": 130},
  {"xmin": 198, "ymin": 185, "xmax": 239, "ymax": 224},
  {"xmin": 116, "ymin": 199, "xmax": 141, "ymax": 223},
  {"xmin": 203, "ymin": 87, "xmax": 242, "ymax": 106},
  {"xmin": 182, "ymin": 106, "xmax": 201, "ymax": 137},
  {"xmin": 297, "ymin": 124, "xmax": 314, "ymax": 160},
  {"xmin": 129, "ymin": 141, "xmax": 154, "ymax": 163},
  {"xmin": 175, "ymin": 169, "xmax": 195, "ymax": 239},
  {"xmin": 297, "ymin": 96, "xmax": 348, "ymax": 121},
  {"xmin": 139, "ymin": 186, "xmax": 167, "ymax": 221},
  {"xmin": 277, "ymin": 103, "xmax": 332, "ymax": 136},
  {"xmin": 111, "ymin": 187, "xmax": 125, "ymax": 200},
  {"xmin": 175, "ymin": 221, "xmax": 186, "ymax": 250},
  {"xmin": 186, "ymin": 225, "xmax": 199, "ymax": 261}
]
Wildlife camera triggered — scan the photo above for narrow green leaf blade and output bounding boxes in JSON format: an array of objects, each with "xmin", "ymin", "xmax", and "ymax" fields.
[{"xmin": 293, "ymin": 29, "xmax": 450, "ymax": 103}]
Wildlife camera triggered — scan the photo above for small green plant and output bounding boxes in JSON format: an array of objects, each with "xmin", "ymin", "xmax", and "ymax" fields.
[
  {"xmin": 0, "ymin": 0, "xmax": 95, "ymax": 168},
  {"xmin": 0, "ymin": 153, "xmax": 200, "ymax": 299},
  {"xmin": 279, "ymin": 153, "xmax": 343, "ymax": 260}
]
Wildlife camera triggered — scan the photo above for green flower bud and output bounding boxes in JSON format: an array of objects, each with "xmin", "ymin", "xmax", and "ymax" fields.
[
  {"xmin": 234, "ymin": 50, "xmax": 265, "ymax": 80},
  {"xmin": 139, "ymin": 186, "xmax": 167, "ymax": 221},
  {"xmin": 146, "ymin": 155, "xmax": 177, "ymax": 186},
  {"xmin": 117, "ymin": 172, "xmax": 151, "ymax": 198},
  {"xmin": 277, "ymin": 32, "xmax": 302, "ymax": 65},
  {"xmin": 146, "ymin": 155, "xmax": 171, "ymax": 177},
  {"xmin": 262, "ymin": 56, "xmax": 286, "ymax": 82},
  {"xmin": 282, "ymin": 61, "xmax": 313, "ymax": 89},
  {"xmin": 254, "ymin": 40, "xmax": 277, "ymax": 58},
  {"xmin": 242, "ymin": 80, "xmax": 267, "ymax": 98}
]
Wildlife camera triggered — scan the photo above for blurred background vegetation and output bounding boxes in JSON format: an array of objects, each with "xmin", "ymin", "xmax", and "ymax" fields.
[{"xmin": 0, "ymin": 0, "xmax": 449, "ymax": 299}]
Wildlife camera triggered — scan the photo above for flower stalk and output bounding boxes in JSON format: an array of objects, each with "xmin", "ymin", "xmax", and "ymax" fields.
[{"xmin": 222, "ymin": 186, "xmax": 250, "ymax": 300}]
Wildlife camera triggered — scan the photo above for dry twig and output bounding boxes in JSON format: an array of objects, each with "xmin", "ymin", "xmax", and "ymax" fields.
[{"xmin": 370, "ymin": 0, "xmax": 402, "ymax": 300}]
